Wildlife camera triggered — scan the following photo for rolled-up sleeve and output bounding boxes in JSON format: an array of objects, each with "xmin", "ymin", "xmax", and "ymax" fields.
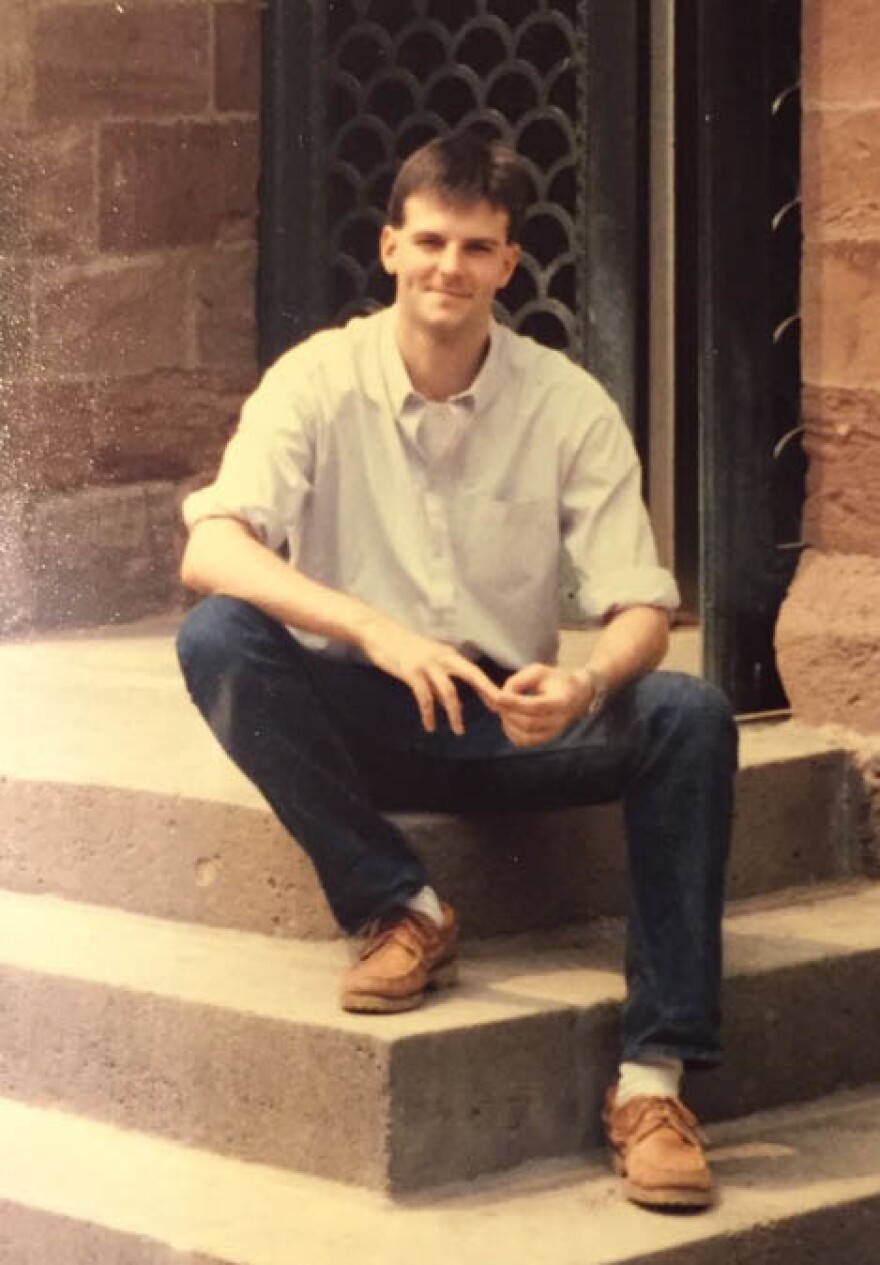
[
  {"xmin": 560, "ymin": 397, "xmax": 680, "ymax": 620},
  {"xmin": 182, "ymin": 358, "xmax": 316, "ymax": 554}
]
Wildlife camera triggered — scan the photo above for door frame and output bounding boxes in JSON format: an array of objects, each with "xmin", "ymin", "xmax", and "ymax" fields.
[
  {"xmin": 679, "ymin": 0, "xmax": 804, "ymax": 711},
  {"xmin": 257, "ymin": 0, "xmax": 805, "ymax": 714}
]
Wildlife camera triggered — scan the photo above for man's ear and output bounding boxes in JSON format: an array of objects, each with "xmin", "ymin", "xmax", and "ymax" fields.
[{"xmin": 379, "ymin": 224, "xmax": 398, "ymax": 276}]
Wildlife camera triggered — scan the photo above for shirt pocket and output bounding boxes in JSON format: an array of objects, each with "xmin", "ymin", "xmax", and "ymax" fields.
[{"xmin": 452, "ymin": 494, "xmax": 559, "ymax": 598}]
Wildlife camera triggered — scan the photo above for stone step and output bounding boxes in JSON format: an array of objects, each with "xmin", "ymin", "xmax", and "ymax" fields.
[
  {"xmin": 2, "ymin": 1085, "xmax": 880, "ymax": 1264},
  {"xmin": 0, "ymin": 621, "xmax": 863, "ymax": 939},
  {"xmin": 3, "ymin": 881, "xmax": 880, "ymax": 1193},
  {"xmin": 0, "ymin": 700, "xmax": 861, "ymax": 942}
]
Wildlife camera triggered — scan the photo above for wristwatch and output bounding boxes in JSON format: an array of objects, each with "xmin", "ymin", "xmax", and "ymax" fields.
[{"xmin": 580, "ymin": 666, "xmax": 611, "ymax": 717}]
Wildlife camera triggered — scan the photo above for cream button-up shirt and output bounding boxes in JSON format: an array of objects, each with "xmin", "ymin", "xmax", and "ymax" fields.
[{"xmin": 183, "ymin": 307, "xmax": 679, "ymax": 668}]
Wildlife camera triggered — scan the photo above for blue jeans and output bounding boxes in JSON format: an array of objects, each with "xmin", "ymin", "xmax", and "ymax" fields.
[{"xmin": 177, "ymin": 596, "xmax": 737, "ymax": 1069}]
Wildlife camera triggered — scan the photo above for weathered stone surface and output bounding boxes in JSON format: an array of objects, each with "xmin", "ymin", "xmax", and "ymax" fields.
[
  {"xmin": 33, "ymin": 3, "xmax": 210, "ymax": 121},
  {"xmin": 0, "ymin": 723, "xmax": 858, "ymax": 940},
  {"xmin": 31, "ymin": 482, "xmax": 181, "ymax": 627},
  {"xmin": 33, "ymin": 257, "xmax": 191, "ymax": 379},
  {"xmin": 1, "ymin": 959, "xmax": 393, "ymax": 1189},
  {"xmin": 214, "ymin": 2, "xmax": 261, "ymax": 115},
  {"xmin": 0, "ymin": 257, "xmax": 31, "ymax": 377},
  {"xmin": 0, "ymin": 131, "xmax": 29, "ymax": 255},
  {"xmin": 776, "ymin": 549, "xmax": 880, "ymax": 733},
  {"xmin": 0, "ymin": 0, "xmax": 32, "ymax": 128},
  {"xmin": 803, "ymin": 108, "xmax": 880, "ymax": 242},
  {"xmin": 5, "ymin": 884, "xmax": 880, "ymax": 1195},
  {"xmin": 0, "ymin": 1203, "xmax": 224, "ymax": 1265},
  {"xmin": 99, "ymin": 122, "xmax": 259, "ymax": 251},
  {"xmin": 802, "ymin": 386, "xmax": 880, "ymax": 556},
  {"xmin": 802, "ymin": 242, "xmax": 880, "ymax": 390},
  {"xmin": 1, "ymin": 379, "xmax": 96, "ymax": 494},
  {"xmin": 803, "ymin": 0, "xmax": 880, "ymax": 108},
  {"xmin": 193, "ymin": 243, "xmax": 258, "ymax": 369},
  {"xmin": 29, "ymin": 126, "xmax": 97, "ymax": 256},
  {"xmin": 0, "ymin": 379, "xmax": 29, "ymax": 491},
  {"xmin": 92, "ymin": 368, "xmax": 252, "ymax": 482},
  {"xmin": 32, "ymin": 381, "xmax": 97, "ymax": 490},
  {"xmin": 0, "ymin": 780, "xmax": 337, "ymax": 941},
  {"xmin": 0, "ymin": 491, "xmax": 34, "ymax": 634}
]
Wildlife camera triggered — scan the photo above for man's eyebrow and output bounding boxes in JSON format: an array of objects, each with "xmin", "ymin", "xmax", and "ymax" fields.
[{"xmin": 410, "ymin": 230, "xmax": 502, "ymax": 248}]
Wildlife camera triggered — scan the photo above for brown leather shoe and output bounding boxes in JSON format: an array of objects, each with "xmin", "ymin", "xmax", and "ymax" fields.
[
  {"xmin": 603, "ymin": 1087, "xmax": 714, "ymax": 1209},
  {"xmin": 340, "ymin": 903, "xmax": 458, "ymax": 1014}
]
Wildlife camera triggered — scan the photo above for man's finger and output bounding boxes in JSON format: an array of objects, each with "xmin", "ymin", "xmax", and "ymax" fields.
[
  {"xmin": 497, "ymin": 692, "xmax": 558, "ymax": 718},
  {"xmin": 503, "ymin": 663, "xmax": 548, "ymax": 694},
  {"xmin": 503, "ymin": 714, "xmax": 546, "ymax": 742},
  {"xmin": 498, "ymin": 663, "xmax": 556, "ymax": 713},
  {"xmin": 408, "ymin": 673, "xmax": 436, "ymax": 733},
  {"xmin": 427, "ymin": 665, "xmax": 464, "ymax": 735},
  {"xmin": 449, "ymin": 658, "xmax": 502, "ymax": 711},
  {"xmin": 503, "ymin": 710, "xmax": 564, "ymax": 746}
]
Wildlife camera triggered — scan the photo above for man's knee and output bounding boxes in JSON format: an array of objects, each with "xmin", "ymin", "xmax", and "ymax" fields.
[
  {"xmin": 176, "ymin": 595, "xmax": 292, "ymax": 697},
  {"xmin": 635, "ymin": 672, "xmax": 738, "ymax": 766},
  {"xmin": 664, "ymin": 673, "xmax": 733, "ymax": 722},
  {"xmin": 177, "ymin": 595, "xmax": 248, "ymax": 680}
]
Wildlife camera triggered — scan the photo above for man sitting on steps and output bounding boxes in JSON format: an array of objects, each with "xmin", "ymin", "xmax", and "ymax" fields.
[{"xmin": 176, "ymin": 130, "xmax": 738, "ymax": 1212}]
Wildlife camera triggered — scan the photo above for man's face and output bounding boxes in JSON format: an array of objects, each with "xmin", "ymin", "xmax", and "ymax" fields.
[{"xmin": 380, "ymin": 192, "xmax": 521, "ymax": 342}]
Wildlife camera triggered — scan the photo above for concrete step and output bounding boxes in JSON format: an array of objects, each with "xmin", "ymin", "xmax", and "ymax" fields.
[
  {"xmin": 3, "ymin": 881, "xmax": 880, "ymax": 1193},
  {"xmin": 2, "ymin": 1085, "xmax": 880, "ymax": 1264},
  {"xmin": 0, "ymin": 626, "xmax": 862, "ymax": 937}
]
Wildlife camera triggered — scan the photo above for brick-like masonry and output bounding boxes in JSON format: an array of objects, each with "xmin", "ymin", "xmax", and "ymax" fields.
[
  {"xmin": 776, "ymin": 0, "xmax": 880, "ymax": 732},
  {"xmin": 0, "ymin": 1, "xmax": 262, "ymax": 633}
]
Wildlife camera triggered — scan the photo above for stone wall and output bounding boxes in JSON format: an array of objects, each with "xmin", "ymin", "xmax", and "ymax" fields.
[
  {"xmin": 0, "ymin": 0, "xmax": 262, "ymax": 632},
  {"xmin": 776, "ymin": 0, "xmax": 880, "ymax": 733}
]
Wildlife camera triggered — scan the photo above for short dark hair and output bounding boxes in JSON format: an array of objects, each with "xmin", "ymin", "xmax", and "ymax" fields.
[{"xmin": 386, "ymin": 131, "xmax": 531, "ymax": 243}]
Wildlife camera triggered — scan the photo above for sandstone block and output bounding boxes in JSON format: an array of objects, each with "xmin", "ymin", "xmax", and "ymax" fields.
[
  {"xmin": 214, "ymin": 2, "xmax": 261, "ymax": 115},
  {"xmin": 33, "ymin": 257, "xmax": 191, "ymax": 379},
  {"xmin": 29, "ymin": 126, "xmax": 97, "ymax": 257},
  {"xmin": 31, "ymin": 481, "xmax": 182, "ymax": 628},
  {"xmin": 99, "ymin": 121, "xmax": 259, "ymax": 251},
  {"xmin": 0, "ymin": 0, "xmax": 32, "ymax": 128},
  {"xmin": 803, "ymin": 0, "xmax": 880, "ymax": 108},
  {"xmin": 1, "ymin": 379, "xmax": 96, "ymax": 495},
  {"xmin": 0, "ymin": 258, "xmax": 31, "ymax": 377},
  {"xmin": 33, "ymin": 4, "xmax": 210, "ymax": 121},
  {"xmin": 802, "ymin": 242, "xmax": 880, "ymax": 390},
  {"xmin": 802, "ymin": 386, "xmax": 880, "ymax": 556},
  {"xmin": 0, "ymin": 379, "xmax": 29, "ymax": 491},
  {"xmin": 193, "ymin": 243, "xmax": 258, "ymax": 369},
  {"xmin": 92, "ymin": 368, "xmax": 254, "ymax": 482},
  {"xmin": 776, "ymin": 549, "xmax": 880, "ymax": 733},
  {"xmin": 802, "ymin": 108, "xmax": 880, "ymax": 242},
  {"xmin": 0, "ymin": 491, "xmax": 35, "ymax": 634},
  {"xmin": 0, "ymin": 131, "xmax": 29, "ymax": 255}
]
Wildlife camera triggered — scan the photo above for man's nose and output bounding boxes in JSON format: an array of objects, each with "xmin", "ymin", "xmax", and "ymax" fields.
[{"xmin": 438, "ymin": 243, "xmax": 464, "ymax": 274}]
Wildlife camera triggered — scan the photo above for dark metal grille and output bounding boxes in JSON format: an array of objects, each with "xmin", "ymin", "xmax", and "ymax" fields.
[{"xmin": 321, "ymin": 0, "xmax": 588, "ymax": 354}]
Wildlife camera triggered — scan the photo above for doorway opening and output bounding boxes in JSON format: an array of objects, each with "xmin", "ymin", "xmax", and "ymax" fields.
[{"xmin": 258, "ymin": 0, "xmax": 804, "ymax": 712}]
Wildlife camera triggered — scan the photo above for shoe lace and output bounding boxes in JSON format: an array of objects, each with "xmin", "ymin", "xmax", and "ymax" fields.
[
  {"xmin": 359, "ymin": 910, "xmax": 431, "ymax": 962},
  {"xmin": 623, "ymin": 1097, "xmax": 705, "ymax": 1149}
]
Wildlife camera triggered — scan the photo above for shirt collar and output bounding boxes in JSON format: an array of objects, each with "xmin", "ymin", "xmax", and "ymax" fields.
[
  {"xmin": 379, "ymin": 305, "xmax": 506, "ymax": 419},
  {"xmin": 379, "ymin": 307, "xmax": 416, "ymax": 417}
]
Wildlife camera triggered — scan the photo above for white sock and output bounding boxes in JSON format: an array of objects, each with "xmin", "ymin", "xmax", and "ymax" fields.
[
  {"xmin": 616, "ymin": 1056, "xmax": 683, "ymax": 1106},
  {"xmin": 404, "ymin": 885, "xmax": 443, "ymax": 926}
]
